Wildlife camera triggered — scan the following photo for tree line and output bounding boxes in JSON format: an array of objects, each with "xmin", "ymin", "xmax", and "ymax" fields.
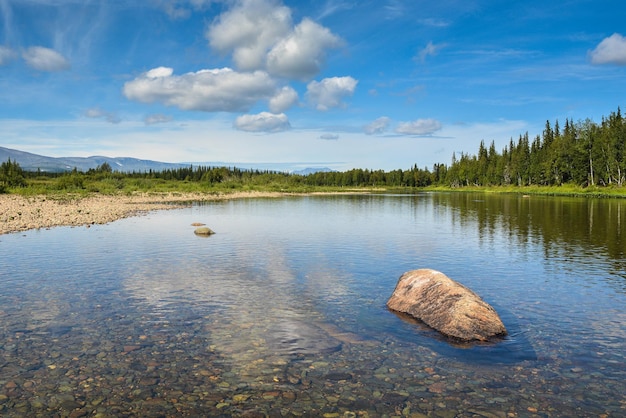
[
  {"xmin": 2, "ymin": 106, "xmax": 624, "ymax": 191},
  {"xmin": 446, "ymin": 107, "xmax": 625, "ymax": 187}
]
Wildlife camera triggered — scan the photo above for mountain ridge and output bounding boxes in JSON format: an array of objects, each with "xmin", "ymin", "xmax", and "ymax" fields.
[{"xmin": 0, "ymin": 146, "xmax": 333, "ymax": 175}]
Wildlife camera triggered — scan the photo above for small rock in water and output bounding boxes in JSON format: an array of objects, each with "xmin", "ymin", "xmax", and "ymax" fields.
[
  {"xmin": 324, "ymin": 372, "xmax": 352, "ymax": 381},
  {"xmin": 194, "ymin": 226, "xmax": 215, "ymax": 236}
]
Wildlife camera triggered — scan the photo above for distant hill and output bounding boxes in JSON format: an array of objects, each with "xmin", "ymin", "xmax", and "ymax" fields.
[
  {"xmin": 0, "ymin": 146, "xmax": 334, "ymax": 175},
  {"xmin": 292, "ymin": 167, "xmax": 334, "ymax": 175},
  {"xmin": 0, "ymin": 146, "xmax": 190, "ymax": 173}
]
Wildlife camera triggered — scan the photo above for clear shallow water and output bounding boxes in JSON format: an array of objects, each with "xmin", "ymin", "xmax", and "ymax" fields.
[{"xmin": 1, "ymin": 193, "xmax": 625, "ymax": 417}]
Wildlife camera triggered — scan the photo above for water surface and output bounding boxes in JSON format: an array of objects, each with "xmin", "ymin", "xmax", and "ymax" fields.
[{"xmin": 1, "ymin": 193, "xmax": 625, "ymax": 416}]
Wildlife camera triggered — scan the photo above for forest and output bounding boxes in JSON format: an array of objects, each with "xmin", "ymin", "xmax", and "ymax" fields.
[
  {"xmin": 446, "ymin": 107, "xmax": 625, "ymax": 188},
  {"xmin": 1, "ymin": 107, "xmax": 624, "ymax": 194}
]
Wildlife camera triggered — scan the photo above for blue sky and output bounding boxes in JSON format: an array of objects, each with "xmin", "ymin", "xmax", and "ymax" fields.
[{"xmin": 1, "ymin": 0, "xmax": 625, "ymax": 171}]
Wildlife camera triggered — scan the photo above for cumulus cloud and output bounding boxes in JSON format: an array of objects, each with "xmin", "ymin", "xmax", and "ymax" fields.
[
  {"xmin": 123, "ymin": 66, "xmax": 277, "ymax": 112},
  {"xmin": 145, "ymin": 114, "xmax": 174, "ymax": 125},
  {"xmin": 0, "ymin": 46, "xmax": 17, "ymax": 65},
  {"xmin": 266, "ymin": 18, "xmax": 343, "ymax": 80},
  {"xmin": 269, "ymin": 85, "xmax": 298, "ymax": 113},
  {"xmin": 589, "ymin": 33, "xmax": 626, "ymax": 65},
  {"xmin": 22, "ymin": 46, "xmax": 70, "ymax": 72},
  {"xmin": 84, "ymin": 107, "xmax": 121, "ymax": 124},
  {"xmin": 207, "ymin": 0, "xmax": 342, "ymax": 80},
  {"xmin": 207, "ymin": 0, "xmax": 292, "ymax": 71},
  {"xmin": 306, "ymin": 76, "xmax": 358, "ymax": 111},
  {"xmin": 395, "ymin": 118, "xmax": 442, "ymax": 135},
  {"xmin": 364, "ymin": 116, "xmax": 391, "ymax": 135},
  {"xmin": 234, "ymin": 111, "xmax": 290, "ymax": 132},
  {"xmin": 319, "ymin": 133, "xmax": 339, "ymax": 140}
]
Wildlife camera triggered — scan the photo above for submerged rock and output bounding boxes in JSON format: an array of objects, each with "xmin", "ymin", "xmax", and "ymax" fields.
[
  {"xmin": 387, "ymin": 269, "xmax": 507, "ymax": 341},
  {"xmin": 265, "ymin": 318, "xmax": 342, "ymax": 355},
  {"xmin": 194, "ymin": 226, "xmax": 215, "ymax": 236}
]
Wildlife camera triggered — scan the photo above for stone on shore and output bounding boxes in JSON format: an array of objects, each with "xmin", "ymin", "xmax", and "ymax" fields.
[
  {"xmin": 386, "ymin": 269, "xmax": 507, "ymax": 341},
  {"xmin": 194, "ymin": 226, "xmax": 215, "ymax": 236}
]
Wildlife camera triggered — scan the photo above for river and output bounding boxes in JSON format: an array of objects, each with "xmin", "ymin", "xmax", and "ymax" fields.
[{"xmin": 1, "ymin": 193, "xmax": 624, "ymax": 416}]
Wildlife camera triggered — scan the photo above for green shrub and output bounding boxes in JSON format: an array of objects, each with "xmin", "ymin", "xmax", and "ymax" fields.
[{"xmin": 0, "ymin": 158, "xmax": 26, "ymax": 188}]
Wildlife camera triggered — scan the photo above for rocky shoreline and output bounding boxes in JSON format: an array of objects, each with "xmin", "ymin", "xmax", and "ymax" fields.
[{"xmin": 0, "ymin": 191, "xmax": 284, "ymax": 235}]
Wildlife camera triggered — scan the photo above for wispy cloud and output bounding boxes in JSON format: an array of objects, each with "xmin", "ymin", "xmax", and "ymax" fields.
[
  {"xmin": 316, "ymin": 1, "xmax": 354, "ymax": 20},
  {"xmin": 384, "ymin": 0, "xmax": 405, "ymax": 19},
  {"xmin": 0, "ymin": 0, "xmax": 16, "ymax": 45},
  {"xmin": 84, "ymin": 107, "xmax": 121, "ymax": 124},
  {"xmin": 319, "ymin": 133, "xmax": 339, "ymax": 140},
  {"xmin": 416, "ymin": 41, "xmax": 446, "ymax": 63},
  {"xmin": 0, "ymin": 45, "xmax": 17, "ymax": 65},
  {"xmin": 157, "ymin": 0, "xmax": 214, "ymax": 20},
  {"xmin": 22, "ymin": 46, "xmax": 70, "ymax": 71},
  {"xmin": 144, "ymin": 114, "xmax": 174, "ymax": 125},
  {"xmin": 418, "ymin": 18, "xmax": 450, "ymax": 28}
]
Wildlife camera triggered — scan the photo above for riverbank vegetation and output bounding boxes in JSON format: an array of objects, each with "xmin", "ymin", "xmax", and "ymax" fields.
[{"xmin": 2, "ymin": 107, "xmax": 625, "ymax": 198}]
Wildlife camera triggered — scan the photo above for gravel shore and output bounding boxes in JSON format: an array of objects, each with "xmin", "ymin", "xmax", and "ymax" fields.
[{"xmin": 0, "ymin": 191, "xmax": 284, "ymax": 235}]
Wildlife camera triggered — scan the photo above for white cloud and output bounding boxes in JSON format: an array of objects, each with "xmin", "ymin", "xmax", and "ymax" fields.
[
  {"xmin": 364, "ymin": 116, "xmax": 391, "ymax": 135},
  {"xmin": 266, "ymin": 18, "xmax": 343, "ymax": 80},
  {"xmin": 234, "ymin": 112, "xmax": 290, "ymax": 132},
  {"xmin": 319, "ymin": 133, "xmax": 339, "ymax": 140},
  {"xmin": 159, "ymin": 0, "xmax": 214, "ymax": 19},
  {"xmin": 0, "ymin": 45, "xmax": 16, "ymax": 65},
  {"xmin": 22, "ymin": 46, "xmax": 70, "ymax": 72},
  {"xmin": 207, "ymin": 0, "xmax": 292, "ymax": 71},
  {"xmin": 418, "ymin": 18, "xmax": 450, "ymax": 28},
  {"xmin": 84, "ymin": 107, "xmax": 121, "ymax": 124},
  {"xmin": 395, "ymin": 118, "xmax": 442, "ymax": 136},
  {"xmin": 416, "ymin": 41, "xmax": 446, "ymax": 63},
  {"xmin": 306, "ymin": 76, "xmax": 358, "ymax": 111},
  {"xmin": 123, "ymin": 67, "xmax": 277, "ymax": 112},
  {"xmin": 589, "ymin": 33, "xmax": 626, "ymax": 65},
  {"xmin": 385, "ymin": 0, "xmax": 406, "ymax": 19},
  {"xmin": 206, "ymin": 1, "xmax": 341, "ymax": 80},
  {"xmin": 146, "ymin": 67, "xmax": 174, "ymax": 78},
  {"xmin": 269, "ymin": 86, "xmax": 298, "ymax": 113},
  {"xmin": 84, "ymin": 108, "xmax": 105, "ymax": 118},
  {"xmin": 190, "ymin": 0, "xmax": 213, "ymax": 7},
  {"xmin": 145, "ymin": 114, "xmax": 174, "ymax": 125}
]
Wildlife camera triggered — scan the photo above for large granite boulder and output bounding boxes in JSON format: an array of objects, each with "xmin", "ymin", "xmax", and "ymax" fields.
[{"xmin": 387, "ymin": 269, "xmax": 507, "ymax": 341}]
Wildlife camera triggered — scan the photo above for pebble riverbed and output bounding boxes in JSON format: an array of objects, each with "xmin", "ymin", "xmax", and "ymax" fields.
[
  {"xmin": 0, "ymin": 192, "xmax": 286, "ymax": 235},
  {"xmin": 1, "ymin": 292, "xmax": 624, "ymax": 418}
]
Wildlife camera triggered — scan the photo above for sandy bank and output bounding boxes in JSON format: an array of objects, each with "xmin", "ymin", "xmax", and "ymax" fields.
[{"xmin": 0, "ymin": 191, "xmax": 285, "ymax": 235}]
